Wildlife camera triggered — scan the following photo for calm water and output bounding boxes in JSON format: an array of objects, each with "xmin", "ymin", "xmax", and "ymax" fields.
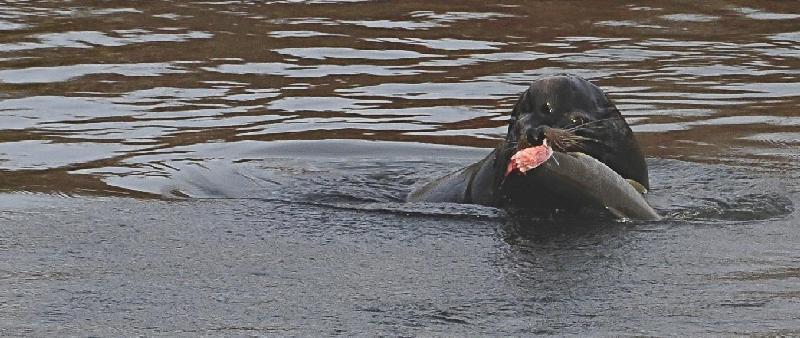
[{"xmin": 1, "ymin": 0, "xmax": 799, "ymax": 335}]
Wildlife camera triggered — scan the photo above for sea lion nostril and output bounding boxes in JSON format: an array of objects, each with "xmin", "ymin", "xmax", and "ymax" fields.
[{"xmin": 525, "ymin": 127, "xmax": 546, "ymax": 145}]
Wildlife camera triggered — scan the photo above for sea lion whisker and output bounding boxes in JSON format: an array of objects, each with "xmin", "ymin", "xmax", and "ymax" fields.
[
  {"xmin": 542, "ymin": 127, "xmax": 595, "ymax": 152},
  {"xmin": 567, "ymin": 117, "xmax": 621, "ymax": 132},
  {"xmin": 547, "ymin": 134, "xmax": 583, "ymax": 152}
]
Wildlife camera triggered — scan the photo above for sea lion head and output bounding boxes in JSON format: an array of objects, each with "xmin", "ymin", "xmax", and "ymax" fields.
[{"xmin": 500, "ymin": 74, "xmax": 649, "ymax": 189}]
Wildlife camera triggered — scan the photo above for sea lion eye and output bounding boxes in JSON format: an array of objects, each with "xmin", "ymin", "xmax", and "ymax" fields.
[
  {"xmin": 541, "ymin": 102, "xmax": 551, "ymax": 115},
  {"xmin": 570, "ymin": 116, "xmax": 585, "ymax": 126}
]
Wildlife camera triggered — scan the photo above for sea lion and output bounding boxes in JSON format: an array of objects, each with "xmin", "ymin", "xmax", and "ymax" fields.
[{"xmin": 407, "ymin": 74, "xmax": 658, "ymax": 220}]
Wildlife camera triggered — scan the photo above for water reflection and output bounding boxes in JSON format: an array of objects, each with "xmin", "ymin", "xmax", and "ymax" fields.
[
  {"xmin": 0, "ymin": 0, "xmax": 797, "ymax": 196},
  {"xmin": 204, "ymin": 62, "xmax": 433, "ymax": 77},
  {"xmin": 0, "ymin": 63, "xmax": 187, "ymax": 84},
  {"xmin": 274, "ymin": 47, "xmax": 441, "ymax": 60},
  {"xmin": 0, "ymin": 30, "xmax": 211, "ymax": 52}
]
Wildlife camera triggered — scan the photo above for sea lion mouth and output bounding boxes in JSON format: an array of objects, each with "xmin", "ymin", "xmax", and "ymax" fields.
[
  {"xmin": 505, "ymin": 139, "xmax": 555, "ymax": 177},
  {"xmin": 505, "ymin": 118, "xmax": 626, "ymax": 185},
  {"xmin": 513, "ymin": 115, "xmax": 627, "ymax": 157},
  {"xmin": 505, "ymin": 119, "xmax": 650, "ymax": 193},
  {"xmin": 515, "ymin": 126, "xmax": 592, "ymax": 154}
]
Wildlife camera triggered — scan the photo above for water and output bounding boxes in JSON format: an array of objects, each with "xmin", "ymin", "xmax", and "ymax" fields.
[{"xmin": 0, "ymin": 1, "xmax": 798, "ymax": 335}]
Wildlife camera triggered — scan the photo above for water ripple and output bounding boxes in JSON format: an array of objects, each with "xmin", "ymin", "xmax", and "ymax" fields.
[
  {"xmin": 0, "ymin": 63, "xmax": 188, "ymax": 84},
  {"xmin": 0, "ymin": 30, "xmax": 212, "ymax": 52},
  {"xmin": 273, "ymin": 47, "xmax": 442, "ymax": 60}
]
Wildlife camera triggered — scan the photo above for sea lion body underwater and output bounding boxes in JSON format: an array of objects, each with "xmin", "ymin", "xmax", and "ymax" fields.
[{"xmin": 407, "ymin": 75, "xmax": 660, "ymax": 220}]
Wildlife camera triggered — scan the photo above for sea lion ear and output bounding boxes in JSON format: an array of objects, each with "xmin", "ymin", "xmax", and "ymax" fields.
[
  {"xmin": 603, "ymin": 93, "xmax": 612, "ymax": 104},
  {"xmin": 602, "ymin": 94, "xmax": 622, "ymax": 116},
  {"xmin": 505, "ymin": 114, "xmax": 517, "ymax": 141},
  {"xmin": 509, "ymin": 94, "xmax": 524, "ymax": 118}
]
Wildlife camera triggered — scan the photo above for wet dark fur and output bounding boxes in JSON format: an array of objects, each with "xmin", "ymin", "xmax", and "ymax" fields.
[
  {"xmin": 490, "ymin": 75, "xmax": 648, "ymax": 209},
  {"xmin": 407, "ymin": 74, "xmax": 649, "ymax": 210}
]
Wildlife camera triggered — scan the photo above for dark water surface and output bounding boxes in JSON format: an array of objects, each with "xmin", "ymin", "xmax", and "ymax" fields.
[{"xmin": 1, "ymin": 0, "xmax": 799, "ymax": 335}]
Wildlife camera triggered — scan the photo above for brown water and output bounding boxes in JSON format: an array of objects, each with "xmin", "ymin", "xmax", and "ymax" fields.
[{"xmin": 1, "ymin": 1, "xmax": 799, "ymax": 336}]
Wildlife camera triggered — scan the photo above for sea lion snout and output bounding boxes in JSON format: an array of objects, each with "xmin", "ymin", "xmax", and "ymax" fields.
[{"xmin": 522, "ymin": 126, "xmax": 547, "ymax": 148}]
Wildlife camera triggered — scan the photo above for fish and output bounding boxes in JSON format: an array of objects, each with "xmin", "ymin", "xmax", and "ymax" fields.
[{"xmin": 519, "ymin": 150, "xmax": 661, "ymax": 221}]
